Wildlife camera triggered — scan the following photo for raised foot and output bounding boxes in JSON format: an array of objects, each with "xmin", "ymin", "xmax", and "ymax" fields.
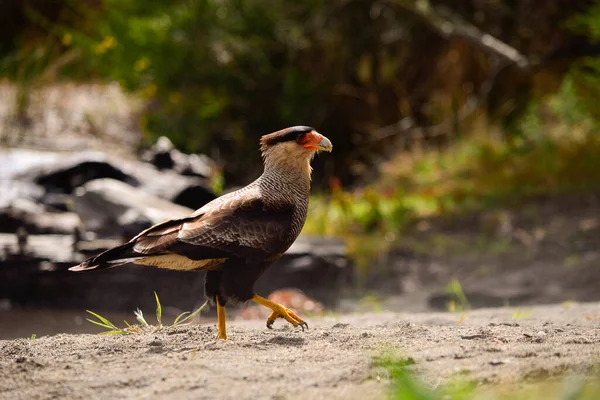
[
  {"xmin": 252, "ymin": 294, "xmax": 309, "ymax": 332},
  {"xmin": 266, "ymin": 307, "xmax": 308, "ymax": 331}
]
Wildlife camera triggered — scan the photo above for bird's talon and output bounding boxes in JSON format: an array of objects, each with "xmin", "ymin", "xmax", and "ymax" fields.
[{"xmin": 253, "ymin": 295, "xmax": 309, "ymax": 333}]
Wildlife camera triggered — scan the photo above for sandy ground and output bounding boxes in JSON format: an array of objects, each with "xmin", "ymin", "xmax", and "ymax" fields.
[{"xmin": 1, "ymin": 302, "xmax": 599, "ymax": 400}]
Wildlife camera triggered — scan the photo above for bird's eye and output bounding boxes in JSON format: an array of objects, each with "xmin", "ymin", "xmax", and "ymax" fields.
[{"xmin": 297, "ymin": 133, "xmax": 306, "ymax": 141}]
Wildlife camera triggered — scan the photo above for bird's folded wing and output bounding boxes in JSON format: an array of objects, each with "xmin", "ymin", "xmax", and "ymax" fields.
[
  {"xmin": 132, "ymin": 196, "xmax": 294, "ymax": 260},
  {"xmin": 131, "ymin": 217, "xmax": 194, "ymax": 253}
]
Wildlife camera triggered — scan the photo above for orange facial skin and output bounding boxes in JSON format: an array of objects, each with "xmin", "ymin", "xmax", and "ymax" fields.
[{"xmin": 299, "ymin": 131, "xmax": 333, "ymax": 152}]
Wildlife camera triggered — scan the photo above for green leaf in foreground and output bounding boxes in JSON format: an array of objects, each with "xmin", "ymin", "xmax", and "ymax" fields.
[
  {"xmin": 374, "ymin": 350, "xmax": 474, "ymax": 400},
  {"xmin": 375, "ymin": 349, "xmax": 600, "ymax": 400}
]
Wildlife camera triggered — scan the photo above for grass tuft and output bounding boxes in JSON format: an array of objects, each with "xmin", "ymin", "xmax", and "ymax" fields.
[
  {"xmin": 512, "ymin": 307, "xmax": 533, "ymax": 319},
  {"xmin": 86, "ymin": 293, "xmax": 208, "ymax": 335},
  {"xmin": 445, "ymin": 279, "xmax": 471, "ymax": 313}
]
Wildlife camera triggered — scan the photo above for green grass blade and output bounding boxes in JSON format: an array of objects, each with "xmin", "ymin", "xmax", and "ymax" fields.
[
  {"xmin": 86, "ymin": 318, "xmax": 116, "ymax": 330},
  {"xmin": 154, "ymin": 292, "xmax": 162, "ymax": 326},
  {"xmin": 173, "ymin": 311, "xmax": 190, "ymax": 326},
  {"xmin": 86, "ymin": 310, "xmax": 118, "ymax": 330},
  {"xmin": 174, "ymin": 300, "xmax": 208, "ymax": 326},
  {"xmin": 99, "ymin": 330, "xmax": 130, "ymax": 335}
]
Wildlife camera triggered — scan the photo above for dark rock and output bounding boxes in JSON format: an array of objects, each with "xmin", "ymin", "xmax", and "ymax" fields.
[
  {"xmin": 171, "ymin": 184, "xmax": 217, "ymax": 210},
  {"xmin": 144, "ymin": 136, "xmax": 177, "ymax": 170},
  {"xmin": 142, "ymin": 136, "xmax": 217, "ymax": 179},
  {"xmin": 134, "ymin": 170, "xmax": 216, "ymax": 210},
  {"xmin": 0, "ymin": 198, "xmax": 80, "ymax": 234},
  {"xmin": 9, "ymin": 148, "xmax": 216, "ymax": 209},
  {"xmin": 15, "ymin": 150, "xmax": 138, "ymax": 194},
  {"xmin": 35, "ymin": 160, "xmax": 135, "ymax": 193},
  {"xmin": 72, "ymin": 178, "xmax": 193, "ymax": 238}
]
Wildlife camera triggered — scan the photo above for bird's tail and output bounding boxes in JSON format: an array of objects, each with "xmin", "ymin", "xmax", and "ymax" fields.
[{"xmin": 69, "ymin": 242, "xmax": 145, "ymax": 272}]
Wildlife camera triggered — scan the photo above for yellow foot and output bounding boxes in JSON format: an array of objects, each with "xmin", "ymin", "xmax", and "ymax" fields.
[
  {"xmin": 266, "ymin": 308, "xmax": 308, "ymax": 330},
  {"xmin": 252, "ymin": 294, "xmax": 308, "ymax": 331},
  {"xmin": 217, "ymin": 332, "xmax": 228, "ymax": 340}
]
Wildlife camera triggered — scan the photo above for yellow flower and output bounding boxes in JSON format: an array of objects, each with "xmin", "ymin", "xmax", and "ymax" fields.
[
  {"xmin": 168, "ymin": 92, "xmax": 181, "ymax": 105},
  {"xmin": 62, "ymin": 33, "xmax": 72, "ymax": 46},
  {"xmin": 95, "ymin": 36, "xmax": 117, "ymax": 54},
  {"xmin": 142, "ymin": 83, "xmax": 157, "ymax": 98},
  {"xmin": 134, "ymin": 57, "xmax": 150, "ymax": 72}
]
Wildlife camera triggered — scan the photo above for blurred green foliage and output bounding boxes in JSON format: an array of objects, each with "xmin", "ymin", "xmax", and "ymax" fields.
[
  {"xmin": 2, "ymin": 0, "xmax": 335, "ymax": 182},
  {"xmin": 5, "ymin": 0, "xmax": 600, "ymax": 236},
  {"xmin": 305, "ymin": 186, "xmax": 413, "ymax": 236},
  {"xmin": 64, "ymin": 0, "xmax": 328, "ymax": 153},
  {"xmin": 305, "ymin": 73, "xmax": 600, "ymax": 236},
  {"xmin": 374, "ymin": 350, "xmax": 600, "ymax": 400},
  {"xmin": 2, "ymin": 0, "xmax": 599, "ymax": 186}
]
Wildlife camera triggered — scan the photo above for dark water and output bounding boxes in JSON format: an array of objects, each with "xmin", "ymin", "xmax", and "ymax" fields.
[
  {"xmin": 0, "ymin": 308, "xmax": 212, "ymax": 340},
  {"xmin": 0, "ymin": 309, "xmax": 132, "ymax": 339}
]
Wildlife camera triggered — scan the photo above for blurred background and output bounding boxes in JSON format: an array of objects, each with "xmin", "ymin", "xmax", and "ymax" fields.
[{"xmin": 1, "ymin": 0, "xmax": 600, "ymax": 339}]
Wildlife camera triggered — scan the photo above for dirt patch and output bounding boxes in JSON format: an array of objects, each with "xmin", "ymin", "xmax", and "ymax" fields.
[{"xmin": 1, "ymin": 302, "xmax": 599, "ymax": 400}]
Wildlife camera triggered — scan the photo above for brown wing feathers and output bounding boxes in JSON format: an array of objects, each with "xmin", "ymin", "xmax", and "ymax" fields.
[
  {"xmin": 179, "ymin": 198, "xmax": 293, "ymax": 255},
  {"xmin": 132, "ymin": 217, "xmax": 195, "ymax": 254},
  {"xmin": 69, "ymin": 196, "xmax": 294, "ymax": 272}
]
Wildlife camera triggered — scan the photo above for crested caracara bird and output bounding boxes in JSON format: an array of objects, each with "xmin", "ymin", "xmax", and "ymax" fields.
[{"xmin": 69, "ymin": 126, "xmax": 333, "ymax": 340}]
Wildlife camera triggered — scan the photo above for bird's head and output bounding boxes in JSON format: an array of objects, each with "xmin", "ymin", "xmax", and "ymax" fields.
[
  {"xmin": 260, "ymin": 126, "xmax": 332, "ymax": 156},
  {"xmin": 259, "ymin": 126, "xmax": 332, "ymax": 177}
]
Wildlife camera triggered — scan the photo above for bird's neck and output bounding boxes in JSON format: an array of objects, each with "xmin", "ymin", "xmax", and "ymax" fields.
[{"xmin": 259, "ymin": 156, "xmax": 312, "ymax": 200}]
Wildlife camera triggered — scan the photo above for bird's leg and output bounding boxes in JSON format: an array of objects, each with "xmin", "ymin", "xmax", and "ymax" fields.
[
  {"xmin": 216, "ymin": 297, "xmax": 228, "ymax": 340},
  {"xmin": 252, "ymin": 294, "xmax": 308, "ymax": 330}
]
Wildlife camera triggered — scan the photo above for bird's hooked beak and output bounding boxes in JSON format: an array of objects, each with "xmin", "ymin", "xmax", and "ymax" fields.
[
  {"xmin": 317, "ymin": 136, "xmax": 333, "ymax": 152},
  {"xmin": 303, "ymin": 131, "xmax": 333, "ymax": 152}
]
